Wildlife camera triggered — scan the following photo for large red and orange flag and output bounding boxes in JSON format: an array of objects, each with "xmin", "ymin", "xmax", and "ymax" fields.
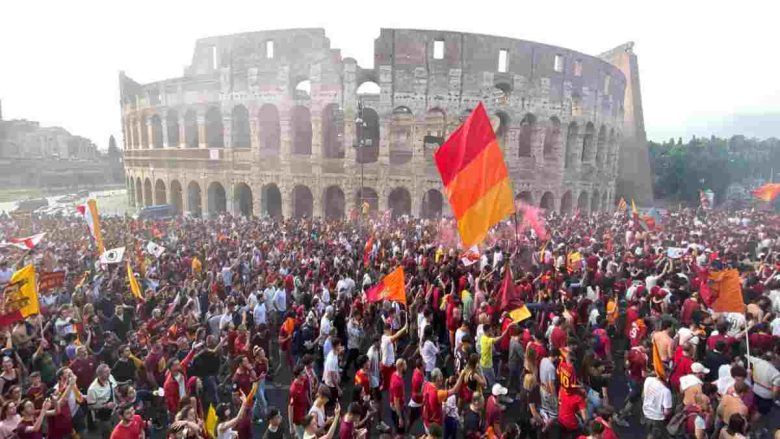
[
  {"xmin": 434, "ymin": 102, "xmax": 515, "ymax": 248},
  {"xmin": 752, "ymin": 183, "xmax": 780, "ymax": 202},
  {"xmin": 76, "ymin": 199, "xmax": 105, "ymax": 254},
  {"xmin": 365, "ymin": 266, "xmax": 406, "ymax": 305},
  {"xmin": 708, "ymin": 268, "xmax": 745, "ymax": 313}
]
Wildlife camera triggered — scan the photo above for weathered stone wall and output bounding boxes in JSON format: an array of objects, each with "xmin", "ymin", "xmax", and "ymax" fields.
[{"xmin": 121, "ymin": 28, "xmax": 636, "ymax": 218}]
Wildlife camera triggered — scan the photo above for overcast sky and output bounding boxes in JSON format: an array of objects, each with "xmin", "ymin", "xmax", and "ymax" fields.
[{"xmin": 1, "ymin": 0, "xmax": 778, "ymax": 149}]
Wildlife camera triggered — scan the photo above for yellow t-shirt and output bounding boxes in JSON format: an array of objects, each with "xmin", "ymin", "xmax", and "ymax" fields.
[{"xmin": 479, "ymin": 335, "xmax": 495, "ymax": 368}]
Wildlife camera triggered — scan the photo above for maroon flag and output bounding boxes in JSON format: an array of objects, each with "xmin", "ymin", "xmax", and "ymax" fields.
[
  {"xmin": 499, "ymin": 265, "xmax": 523, "ymax": 312},
  {"xmin": 38, "ymin": 271, "xmax": 66, "ymax": 292}
]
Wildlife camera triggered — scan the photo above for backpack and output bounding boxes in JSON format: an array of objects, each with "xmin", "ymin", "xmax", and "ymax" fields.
[{"xmin": 666, "ymin": 404, "xmax": 699, "ymax": 437}]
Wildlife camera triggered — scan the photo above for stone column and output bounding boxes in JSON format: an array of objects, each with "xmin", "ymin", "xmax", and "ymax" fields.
[
  {"xmin": 282, "ymin": 186, "xmax": 293, "ymax": 218},
  {"xmin": 379, "ymin": 120, "xmax": 390, "ymax": 166},
  {"xmin": 201, "ymin": 179, "xmax": 210, "ymax": 217},
  {"xmin": 412, "ymin": 189, "xmax": 423, "ymax": 217},
  {"xmin": 178, "ymin": 115, "xmax": 187, "ymax": 149},
  {"xmin": 197, "ymin": 113, "xmax": 207, "ymax": 149},
  {"xmin": 145, "ymin": 117, "xmax": 153, "ymax": 149},
  {"xmin": 161, "ymin": 118, "xmax": 169, "ymax": 148},
  {"xmin": 182, "ymin": 182, "xmax": 191, "ymax": 215},
  {"xmin": 223, "ymin": 116, "xmax": 233, "ymax": 149},
  {"xmin": 252, "ymin": 182, "xmax": 263, "ymax": 217},
  {"xmin": 311, "ymin": 116, "xmax": 323, "ymax": 160},
  {"xmin": 313, "ymin": 190, "xmax": 323, "ymax": 218},
  {"xmin": 344, "ymin": 118, "xmax": 357, "ymax": 165},
  {"xmin": 279, "ymin": 118, "xmax": 292, "ymax": 161},
  {"xmin": 378, "ymin": 189, "xmax": 388, "ymax": 212}
]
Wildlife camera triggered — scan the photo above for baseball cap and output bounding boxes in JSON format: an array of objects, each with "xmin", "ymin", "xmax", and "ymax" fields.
[
  {"xmin": 491, "ymin": 383, "xmax": 508, "ymax": 396},
  {"xmin": 691, "ymin": 363, "xmax": 710, "ymax": 374}
]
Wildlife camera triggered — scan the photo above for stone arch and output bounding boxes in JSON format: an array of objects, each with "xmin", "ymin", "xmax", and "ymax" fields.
[
  {"xmin": 560, "ymin": 191, "xmax": 573, "ymax": 214},
  {"xmin": 184, "ymin": 109, "xmax": 199, "ymax": 149},
  {"xmin": 231, "ymin": 105, "xmax": 251, "ymax": 149},
  {"xmin": 234, "ymin": 183, "xmax": 253, "ymax": 217},
  {"xmin": 257, "ymin": 104, "xmax": 281, "ymax": 154},
  {"xmin": 390, "ymin": 107, "xmax": 414, "ymax": 165},
  {"xmin": 540, "ymin": 192, "xmax": 555, "ymax": 210},
  {"xmin": 140, "ymin": 116, "xmax": 149, "ymax": 149},
  {"xmin": 493, "ymin": 82, "xmax": 512, "ymax": 105},
  {"xmin": 154, "ymin": 179, "xmax": 166, "ymax": 205},
  {"xmin": 166, "ymin": 110, "xmax": 180, "ymax": 147},
  {"xmin": 564, "ymin": 122, "xmax": 578, "ymax": 169},
  {"xmin": 151, "ymin": 115, "xmax": 163, "ymax": 149},
  {"xmin": 170, "ymin": 180, "xmax": 183, "ymax": 214},
  {"xmin": 322, "ymin": 104, "xmax": 344, "ymax": 159},
  {"xmin": 591, "ymin": 190, "xmax": 600, "ymax": 212},
  {"xmin": 356, "ymin": 187, "xmax": 378, "ymax": 214},
  {"xmin": 187, "ymin": 181, "xmax": 202, "ymax": 217},
  {"xmin": 581, "ymin": 122, "xmax": 595, "ymax": 163},
  {"xmin": 205, "ymin": 107, "xmax": 224, "ymax": 148},
  {"xmin": 425, "ymin": 108, "xmax": 446, "ymax": 138},
  {"xmin": 290, "ymin": 105, "xmax": 312, "ymax": 155},
  {"xmin": 261, "ymin": 184, "xmax": 282, "ymax": 218},
  {"xmin": 292, "ymin": 185, "xmax": 313, "ymax": 218},
  {"xmin": 516, "ymin": 191, "xmax": 533, "ymax": 205},
  {"xmin": 356, "ymin": 107, "xmax": 379, "ymax": 164},
  {"xmin": 135, "ymin": 177, "xmax": 143, "ymax": 207},
  {"xmin": 293, "ymin": 79, "xmax": 311, "ymax": 100},
  {"xmin": 577, "ymin": 191, "xmax": 589, "ymax": 213},
  {"xmin": 421, "ymin": 189, "xmax": 443, "ymax": 219},
  {"xmin": 518, "ymin": 113, "xmax": 536, "ymax": 157},
  {"xmin": 356, "ymin": 81, "xmax": 380, "ymax": 96},
  {"xmin": 543, "ymin": 116, "xmax": 561, "ymax": 160},
  {"xmin": 388, "ymin": 187, "xmax": 412, "ymax": 218},
  {"xmin": 207, "ymin": 182, "xmax": 226, "ymax": 216},
  {"xmin": 143, "ymin": 178, "xmax": 153, "ymax": 207},
  {"xmin": 596, "ymin": 125, "xmax": 607, "ymax": 168},
  {"xmin": 323, "ymin": 185, "xmax": 345, "ymax": 219}
]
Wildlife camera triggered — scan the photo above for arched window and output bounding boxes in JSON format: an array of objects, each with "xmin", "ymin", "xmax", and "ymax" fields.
[
  {"xmin": 518, "ymin": 113, "xmax": 536, "ymax": 157},
  {"xmin": 231, "ymin": 105, "xmax": 251, "ymax": 149}
]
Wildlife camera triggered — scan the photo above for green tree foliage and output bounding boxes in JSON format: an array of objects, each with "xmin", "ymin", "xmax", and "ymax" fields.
[{"xmin": 649, "ymin": 135, "xmax": 780, "ymax": 205}]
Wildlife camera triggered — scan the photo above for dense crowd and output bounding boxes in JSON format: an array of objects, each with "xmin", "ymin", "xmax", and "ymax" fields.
[{"xmin": 0, "ymin": 206, "xmax": 778, "ymax": 439}]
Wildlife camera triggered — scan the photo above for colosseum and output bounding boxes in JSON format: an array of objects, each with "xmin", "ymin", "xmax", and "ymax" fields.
[{"xmin": 119, "ymin": 28, "xmax": 652, "ymax": 219}]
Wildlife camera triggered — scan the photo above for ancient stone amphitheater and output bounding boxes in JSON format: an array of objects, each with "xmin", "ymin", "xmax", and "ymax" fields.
[{"xmin": 120, "ymin": 28, "xmax": 651, "ymax": 219}]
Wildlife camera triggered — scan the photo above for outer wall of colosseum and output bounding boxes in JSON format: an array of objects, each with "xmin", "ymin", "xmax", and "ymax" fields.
[{"xmin": 120, "ymin": 28, "xmax": 647, "ymax": 219}]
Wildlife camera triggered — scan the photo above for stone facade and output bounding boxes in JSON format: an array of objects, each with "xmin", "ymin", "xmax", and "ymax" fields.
[{"xmin": 120, "ymin": 28, "xmax": 647, "ymax": 218}]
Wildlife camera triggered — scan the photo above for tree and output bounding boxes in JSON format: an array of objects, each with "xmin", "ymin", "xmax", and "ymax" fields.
[{"xmin": 107, "ymin": 135, "xmax": 120, "ymax": 158}]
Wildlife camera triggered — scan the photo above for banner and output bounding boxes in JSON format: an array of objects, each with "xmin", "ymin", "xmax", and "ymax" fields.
[
  {"xmin": 0, "ymin": 232, "xmax": 46, "ymax": 250},
  {"xmin": 0, "ymin": 265, "xmax": 40, "ymax": 325},
  {"xmin": 38, "ymin": 271, "xmax": 65, "ymax": 292},
  {"xmin": 76, "ymin": 199, "xmax": 105, "ymax": 254},
  {"xmin": 365, "ymin": 267, "xmax": 406, "ymax": 305},
  {"xmin": 146, "ymin": 241, "xmax": 165, "ymax": 258},
  {"xmin": 99, "ymin": 247, "xmax": 126, "ymax": 265}
]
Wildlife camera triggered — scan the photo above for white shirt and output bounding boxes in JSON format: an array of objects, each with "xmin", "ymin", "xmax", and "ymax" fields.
[
  {"xmin": 253, "ymin": 302, "xmax": 267, "ymax": 326},
  {"xmin": 273, "ymin": 288, "xmax": 287, "ymax": 312},
  {"xmin": 319, "ymin": 316, "xmax": 332, "ymax": 345},
  {"xmin": 748, "ymin": 356, "xmax": 780, "ymax": 399},
  {"xmin": 454, "ymin": 328, "xmax": 468, "ymax": 354},
  {"xmin": 642, "ymin": 376, "xmax": 672, "ymax": 421},
  {"xmin": 770, "ymin": 317, "xmax": 780, "ymax": 337},
  {"xmin": 323, "ymin": 350, "xmax": 340, "ymax": 387},
  {"xmin": 421, "ymin": 340, "xmax": 439, "ymax": 372},
  {"xmin": 380, "ymin": 334, "xmax": 395, "ymax": 366},
  {"xmin": 724, "ymin": 312, "xmax": 746, "ymax": 337}
]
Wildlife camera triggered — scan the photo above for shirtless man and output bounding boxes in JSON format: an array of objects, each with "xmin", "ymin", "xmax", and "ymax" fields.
[{"xmin": 651, "ymin": 319, "xmax": 674, "ymax": 376}]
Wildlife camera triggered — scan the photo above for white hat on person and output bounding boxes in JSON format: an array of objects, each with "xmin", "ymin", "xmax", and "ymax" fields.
[
  {"xmin": 491, "ymin": 383, "xmax": 508, "ymax": 396},
  {"xmin": 691, "ymin": 362, "xmax": 710, "ymax": 375}
]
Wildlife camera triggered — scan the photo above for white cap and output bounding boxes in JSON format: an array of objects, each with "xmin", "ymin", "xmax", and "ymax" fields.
[
  {"xmin": 491, "ymin": 383, "xmax": 508, "ymax": 396},
  {"xmin": 691, "ymin": 362, "xmax": 710, "ymax": 375}
]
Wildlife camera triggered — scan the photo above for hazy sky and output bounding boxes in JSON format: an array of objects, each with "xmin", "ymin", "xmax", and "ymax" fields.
[{"xmin": 1, "ymin": 0, "xmax": 778, "ymax": 149}]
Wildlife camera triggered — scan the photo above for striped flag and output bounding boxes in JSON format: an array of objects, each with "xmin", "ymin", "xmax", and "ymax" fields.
[
  {"xmin": 0, "ymin": 232, "xmax": 46, "ymax": 250},
  {"xmin": 616, "ymin": 197, "xmax": 627, "ymax": 213},
  {"xmin": 76, "ymin": 199, "xmax": 105, "ymax": 254},
  {"xmin": 434, "ymin": 102, "xmax": 514, "ymax": 247}
]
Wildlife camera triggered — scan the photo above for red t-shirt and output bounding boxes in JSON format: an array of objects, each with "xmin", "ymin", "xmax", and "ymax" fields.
[
  {"xmin": 389, "ymin": 372, "xmax": 405, "ymax": 408},
  {"xmin": 706, "ymin": 333, "xmax": 736, "ymax": 351},
  {"xmin": 411, "ymin": 368, "xmax": 424, "ymax": 405},
  {"xmin": 670, "ymin": 355, "xmax": 693, "ymax": 392},
  {"xmin": 596, "ymin": 417, "xmax": 618, "ymax": 439},
  {"xmin": 558, "ymin": 391, "xmax": 586, "ymax": 431},
  {"xmin": 628, "ymin": 319, "xmax": 647, "ymax": 347},
  {"xmin": 485, "ymin": 395, "xmax": 502, "ymax": 430},
  {"xmin": 288, "ymin": 378, "xmax": 309, "ymax": 425},
  {"xmin": 110, "ymin": 415, "xmax": 144, "ymax": 439},
  {"xmin": 557, "ymin": 360, "xmax": 578, "ymax": 397},
  {"xmin": 748, "ymin": 333, "xmax": 774, "ymax": 353},
  {"xmin": 354, "ymin": 369, "xmax": 370, "ymax": 396},
  {"xmin": 422, "ymin": 382, "xmax": 445, "ymax": 427},
  {"xmin": 626, "ymin": 347, "xmax": 648, "ymax": 383},
  {"xmin": 551, "ymin": 327, "xmax": 567, "ymax": 350},
  {"xmin": 624, "ymin": 306, "xmax": 639, "ymax": 337},
  {"xmin": 70, "ymin": 356, "xmax": 98, "ymax": 390}
]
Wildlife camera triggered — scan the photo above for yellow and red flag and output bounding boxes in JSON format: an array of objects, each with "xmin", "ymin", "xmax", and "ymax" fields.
[
  {"xmin": 434, "ymin": 102, "xmax": 514, "ymax": 247},
  {"xmin": 75, "ymin": 199, "xmax": 105, "ymax": 254},
  {"xmin": 752, "ymin": 183, "xmax": 780, "ymax": 202},
  {"xmin": 126, "ymin": 261, "xmax": 143, "ymax": 300},
  {"xmin": 0, "ymin": 265, "xmax": 40, "ymax": 325},
  {"xmin": 365, "ymin": 266, "xmax": 406, "ymax": 305},
  {"xmin": 708, "ymin": 268, "xmax": 745, "ymax": 313}
]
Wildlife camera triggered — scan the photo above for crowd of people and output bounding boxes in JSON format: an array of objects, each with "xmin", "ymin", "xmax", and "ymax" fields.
[{"xmin": 0, "ymin": 205, "xmax": 778, "ymax": 439}]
